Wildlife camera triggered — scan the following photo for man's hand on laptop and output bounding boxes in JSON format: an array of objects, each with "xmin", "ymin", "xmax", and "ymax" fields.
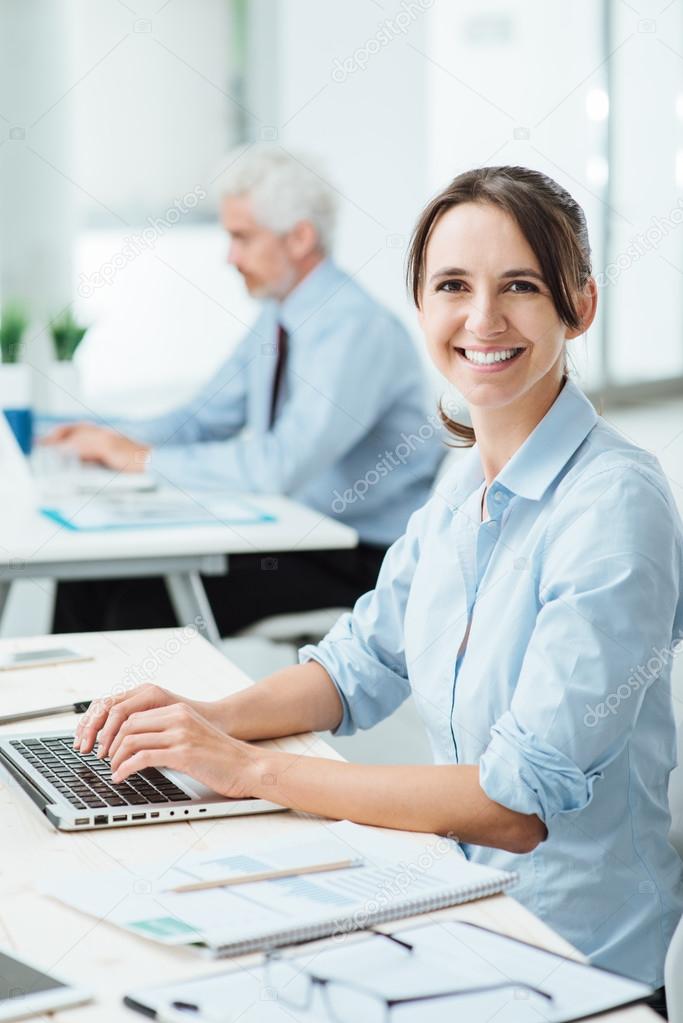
[{"xmin": 42, "ymin": 423, "xmax": 150, "ymax": 473}]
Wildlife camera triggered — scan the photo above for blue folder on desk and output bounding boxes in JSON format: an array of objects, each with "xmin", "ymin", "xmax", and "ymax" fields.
[{"xmin": 40, "ymin": 493, "xmax": 276, "ymax": 532}]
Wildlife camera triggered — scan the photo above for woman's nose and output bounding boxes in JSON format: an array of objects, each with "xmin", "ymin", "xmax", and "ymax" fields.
[{"xmin": 464, "ymin": 297, "xmax": 507, "ymax": 338}]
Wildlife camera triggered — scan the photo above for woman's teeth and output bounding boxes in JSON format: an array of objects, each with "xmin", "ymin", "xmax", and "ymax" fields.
[{"xmin": 462, "ymin": 347, "xmax": 522, "ymax": 365}]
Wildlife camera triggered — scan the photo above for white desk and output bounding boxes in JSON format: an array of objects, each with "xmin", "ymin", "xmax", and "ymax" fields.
[
  {"xmin": 0, "ymin": 630, "xmax": 656, "ymax": 1022},
  {"xmin": 0, "ymin": 496, "xmax": 357, "ymax": 645}
]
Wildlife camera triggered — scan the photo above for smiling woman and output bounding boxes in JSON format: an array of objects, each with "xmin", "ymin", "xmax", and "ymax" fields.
[
  {"xmin": 406, "ymin": 165, "xmax": 595, "ymax": 446},
  {"xmin": 75, "ymin": 165, "xmax": 683, "ymax": 996}
]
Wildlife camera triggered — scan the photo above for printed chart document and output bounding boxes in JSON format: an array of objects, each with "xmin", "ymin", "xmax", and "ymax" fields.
[
  {"xmin": 44, "ymin": 821, "xmax": 515, "ymax": 956},
  {"xmin": 40, "ymin": 491, "xmax": 276, "ymax": 531},
  {"xmin": 125, "ymin": 919, "xmax": 652, "ymax": 1023}
]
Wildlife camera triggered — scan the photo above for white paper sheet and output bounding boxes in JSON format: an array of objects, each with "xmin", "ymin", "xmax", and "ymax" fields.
[{"xmin": 127, "ymin": 919, "xmax": 652, "ymax": 1023}]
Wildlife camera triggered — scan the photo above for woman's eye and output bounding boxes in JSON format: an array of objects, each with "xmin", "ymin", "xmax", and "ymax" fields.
[
  {"xmin": 507, "ymin": 280, "xmax": 539, "ymax": 293},
  {"xmin": 437, "ymin": 280, "xmax": 467, "ymax": 293}
]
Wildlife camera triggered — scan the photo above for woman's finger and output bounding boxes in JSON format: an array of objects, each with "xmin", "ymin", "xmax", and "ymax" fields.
[
  {"xmin": 107, "ymin": 706, "xmax": 177, "ymax": 762},
  {"xmin": 109, "ymin": 732, "xmax": 173, "ymax": 775},
  {"xmin": 94, "ymin": 693, "xmax": 164, "ymax": 757},
  {"xmin": 111, "ymin": 748, "xmax": 173, "ymax": 783},
  {"xmin": 74, "ymin": 696, "xmax": 118, "ymax": 751}
]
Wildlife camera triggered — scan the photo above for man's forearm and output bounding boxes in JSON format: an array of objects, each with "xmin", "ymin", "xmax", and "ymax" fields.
[{"xmin": 213, "ymin": 661, "xmax": 344, "ymax": 740}]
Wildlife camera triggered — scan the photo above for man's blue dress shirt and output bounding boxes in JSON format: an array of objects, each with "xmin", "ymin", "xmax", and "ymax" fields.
[{"xmin": 117, "ymin": 259, "xmax": 443, "ymax": 546}]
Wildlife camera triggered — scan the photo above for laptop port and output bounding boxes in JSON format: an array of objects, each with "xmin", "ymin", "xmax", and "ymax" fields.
[
  {"xmin": 112, "ymin": 815, "xmax": 127, "ymax": 822},
  {"xmin": 75, "ymin": 818, "xmax": 89, "ymax": 826},
  {"xmin": 94, "ymin": 814, "xmax": 108, "ymax": 825},
  {"xmin": 131, "ymin": 813, "xmax": 146, "ymax": 821},
  {"xmin": 150, "ymin": 812, "xmax": 160, "ymax": 818}
]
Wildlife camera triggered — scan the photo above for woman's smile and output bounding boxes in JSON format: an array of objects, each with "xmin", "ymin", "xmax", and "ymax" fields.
[{"xmin": 454, "ymin": 344, "xmax": 527, "ymax": 372}]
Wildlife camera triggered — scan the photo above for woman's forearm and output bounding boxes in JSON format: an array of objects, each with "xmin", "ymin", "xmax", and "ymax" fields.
[
  {"xmin": 213, "ymin": 661, "xmax": 343, "ymax": 740},
  {"xmin": 246, "ymin": 753, "xmax": 546, "ymax": 853}
]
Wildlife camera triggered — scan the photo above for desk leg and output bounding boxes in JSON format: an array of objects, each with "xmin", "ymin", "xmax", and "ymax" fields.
[
  {"xmin": 0, "ymin": 581, "xmax": 11, "ymax": 631},
  {"xmin": 164, "ymin": 572, "xmax": 221, "ymax": 647}
]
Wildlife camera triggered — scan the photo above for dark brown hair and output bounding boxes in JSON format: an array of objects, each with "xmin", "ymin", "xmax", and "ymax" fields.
[{"xmin": 406, "ymin": 165, "xmax": 592, "ymax": 445}]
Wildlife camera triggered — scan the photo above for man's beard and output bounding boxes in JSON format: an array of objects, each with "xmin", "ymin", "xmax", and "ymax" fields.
[{"xmin": 244, "ymin": 266, "xmax": 298, "ymax": 301}]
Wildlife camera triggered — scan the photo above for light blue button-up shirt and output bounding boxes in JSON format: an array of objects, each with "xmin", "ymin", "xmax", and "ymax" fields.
[
  {"xmin": 302, "ymin": 378, "xmax": 683, "ymax": 985},
  {"xmin": 116, "ymin": 259, "xmax": 443, "ymax": 547}
]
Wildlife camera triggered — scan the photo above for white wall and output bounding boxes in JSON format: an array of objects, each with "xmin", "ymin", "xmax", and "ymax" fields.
[
  {"xmin": 74, "ymin": 224, "xmax": 257, "ymax": 416},
  {"xmin": 74, "ymin": 0, "xmax": 438, "ymax": 417},
  {"xmin": 1, "ymin": 0, "xmax": 244, "ymax": 416},
  {"xmin": 70, "ymin": 0, "xmax": 239, "ymax": 225},
  {"xmin": 608, "ymin": 0, "xmax": 683, "ymax": 384},
  {"xmin": 0, "ymin": 0, "xmax": 76, "ymax": 327},
  {"xmin": 245, "ymin": 0, "xmax": 431, "ymax": 333}
]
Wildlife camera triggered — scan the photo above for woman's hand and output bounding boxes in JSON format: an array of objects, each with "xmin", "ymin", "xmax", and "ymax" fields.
[
  {"xmin": 74, "ymin": 684, "xmax": 216, "ymax": 757},
  {"xmin": 107, "ymin": 703, "xmax": 263, "ymax": 798}
]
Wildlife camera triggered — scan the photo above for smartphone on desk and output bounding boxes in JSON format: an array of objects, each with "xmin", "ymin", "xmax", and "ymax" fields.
[
  {"xmin": 0, "ymin": 947, "xmax": 91, "ymax": 1020},
  {"xmin": 0, "ymin": 647, "xmax": 93, "ymax": 672}
]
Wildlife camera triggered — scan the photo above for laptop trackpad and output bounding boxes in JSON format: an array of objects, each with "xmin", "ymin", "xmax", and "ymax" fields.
[{"xmin": 163, "ymin": 769, "xmax": 245, "ymax": 803}]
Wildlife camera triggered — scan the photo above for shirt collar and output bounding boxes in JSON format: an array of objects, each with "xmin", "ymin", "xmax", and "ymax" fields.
[
  {"xmin": 452, "ymin": 378, "xmax": 598, "ymax": 504},
  {"xmin": 276, "ymin": 258, "xmax": 345, "ymax": 334}
]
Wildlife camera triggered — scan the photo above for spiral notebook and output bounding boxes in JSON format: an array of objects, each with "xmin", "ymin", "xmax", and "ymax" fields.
[{"xmin": 44, "ymin": 821, "xmax": 516, "ymax": 957}]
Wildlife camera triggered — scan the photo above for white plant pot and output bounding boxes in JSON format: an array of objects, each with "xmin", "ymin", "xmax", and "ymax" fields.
[
  {"xmin": 35, "ymin": 360, "xmax": 84, "ymax": 418},
  {"xmin": 0, "ymin": 363, "xmax": 31, "ymax": 409}
]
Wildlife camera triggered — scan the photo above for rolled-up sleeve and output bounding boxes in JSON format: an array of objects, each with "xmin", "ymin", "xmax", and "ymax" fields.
[
  {"xmin": 299, "ymin": 504, "xmax": 426, "ymax": 735},
  {"xmin": 480, "ymin": 713, "xmax": 600, "ymax": 821},
  {"xmin": 480, "ymin": 467, "xmax": 681, "ymax": 825}
]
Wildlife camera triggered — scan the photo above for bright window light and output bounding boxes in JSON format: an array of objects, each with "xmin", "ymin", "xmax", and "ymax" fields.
[
  {"xmin": 586, "ymin": 155, "xmax": 609, "ymax": 187},
  {"xmin": 586, "ymin": 87, "xmax": 609, "ymax": 121}
]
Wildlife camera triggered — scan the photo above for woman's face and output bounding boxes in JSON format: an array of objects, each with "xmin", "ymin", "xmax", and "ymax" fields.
[{"xmin": 419, "ymin": 202, "xmax": 593, "ymax": 414}]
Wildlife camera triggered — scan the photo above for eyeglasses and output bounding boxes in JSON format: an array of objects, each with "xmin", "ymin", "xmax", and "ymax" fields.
[{"xmin": 264, "ymin": 931, "xmax": 553, "ymax": 1023}]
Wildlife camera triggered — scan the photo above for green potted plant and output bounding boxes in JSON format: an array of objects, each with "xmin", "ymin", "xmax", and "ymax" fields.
[
  {"xmin": 50, "ymin": 309, "xmax": 87, "ymax": 363},
  {"xmin": 42, "ymin": 309, "xmax": 88, "ymax": 416},
  {"xmin": 0, "ymin": 302, "xmax": 32, "ymax": 453}
]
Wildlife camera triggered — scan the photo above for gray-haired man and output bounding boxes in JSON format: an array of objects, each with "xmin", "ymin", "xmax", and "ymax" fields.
[{"xmin": 50, "ymin": 146, "xmax": 443, "ymax": 635}]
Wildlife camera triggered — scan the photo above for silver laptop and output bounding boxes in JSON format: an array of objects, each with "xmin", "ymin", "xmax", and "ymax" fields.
[{"xmin": 0, "ymin": 731, "xmax": 284, "ymax": 831}]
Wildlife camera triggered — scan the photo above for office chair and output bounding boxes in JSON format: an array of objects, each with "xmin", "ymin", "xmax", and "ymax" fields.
[{"xmin": 666, "ymin": 912, "xmax": 683, "ymax": 1023}]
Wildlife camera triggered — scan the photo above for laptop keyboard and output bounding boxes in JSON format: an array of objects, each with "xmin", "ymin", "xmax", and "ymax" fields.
[{"xmin": 9, "ymin": 736, "xmax": 191, "ymax": 810}]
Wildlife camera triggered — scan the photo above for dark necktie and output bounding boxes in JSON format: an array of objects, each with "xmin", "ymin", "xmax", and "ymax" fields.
[{"xmin": 269, "ymin": 323, "xmax": 288, "ymax": 429}]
